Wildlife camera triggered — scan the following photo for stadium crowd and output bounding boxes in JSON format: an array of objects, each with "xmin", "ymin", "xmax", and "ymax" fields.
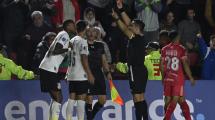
[{"xmin": 0, "ymin": 0, "xmax": 215, "ymax": 80}]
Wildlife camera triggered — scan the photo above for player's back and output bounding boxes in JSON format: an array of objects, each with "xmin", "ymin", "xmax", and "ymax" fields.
[
  {"xmin": 67, "ymin": 36, "xmax": 89, "ymax": 81},
  {"xmin": 161, "ymin": 42, "xmax": 187, "ymax": 85}
]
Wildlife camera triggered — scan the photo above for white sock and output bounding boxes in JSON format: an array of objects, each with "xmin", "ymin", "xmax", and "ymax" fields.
[
  {"xmin": 49, "ymin": 100, "xmax": 61, "ymax": 120},
  {"xmin": 77, "ymin": 100, "xmax": 86, "ymax": 120},
  {"xmin": 66, "ymin": 99, "xmax": 76, "ymax": 120}
]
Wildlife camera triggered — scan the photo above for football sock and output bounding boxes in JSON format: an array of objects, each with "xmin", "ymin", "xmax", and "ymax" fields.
[
  {"xmin": 179, "ymin": 101, "xmax": 191, "ymax": 120},
  {"xmin": 49, "ymin": 100, "xmax": 61, "ymax": 120},
  {"xmin": 134, "ymin": 100, "xmax": 148, "ymax": 120},
  {"xmin": 77, "ymin": 100, "xmax": 85, "ymax": 120},
  {"xmin": 92, "ymin": 102, "xmax": 104, "ymax": 118},
  {"xmin": 164, "ymin": 101, "xmax": 177, "ymax": 120},
  {"xmin": 85, "ymin": 103, "xmax": 93, "ymax": 120},
  {"xmin": 66, "ymin": 99, "xmax": 75, "ymax": 120}
]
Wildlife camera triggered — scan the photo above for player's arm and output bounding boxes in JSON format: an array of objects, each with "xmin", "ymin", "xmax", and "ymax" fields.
[
  {"xmin": 205, "ymin": 0, "xmax": 215, "ymax": 27},
  {"xmin": 52, "ymin": 42, "xmax": 72, "ymax": 55},
  {"xmin": 112, "ymin": 9, "xmax": 134, "ymax": 40},
  {"xmin": 160, "ymin": 57, "xmax": 165, "ymax": 84},
  {"xmin": 102, "ymin": 54, "xmax": 112, "ymax": 80},
  {"xmin": 182, "ymin": 58, "xmax": 195, "ymax": 86},
  {"xmin": 81, "ymin": 54, "xmax": 94, "ymax": 84}
]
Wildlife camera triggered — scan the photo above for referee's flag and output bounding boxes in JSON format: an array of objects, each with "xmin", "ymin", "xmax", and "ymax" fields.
[{"xmin": 109, "ymin": 79, "xmax": 124, "ymax": 105}]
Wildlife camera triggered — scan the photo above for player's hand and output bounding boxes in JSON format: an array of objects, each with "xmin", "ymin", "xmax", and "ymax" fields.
[
  {"xmin": 116, "ymin": 0, "xmax": 123, "ymax": 9},
  {"xmin": 88, "ymin": 73, "xmax": 95, "ymax": 85},
  {"xmin": 112, "ymin": 9, "xmax": 119, "ymax": 20},
  {"xmin": 190, "ymin": 78, "xmax": 195, "ymax": 86},
  {"xmin": 107, "ymin": 72, "xmax": 112, "ymax": 81}
]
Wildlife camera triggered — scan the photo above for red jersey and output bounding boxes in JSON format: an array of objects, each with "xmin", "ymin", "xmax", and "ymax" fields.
[{"xmin": 161, "ymin": 42, "xmax": 187, "ymax": 85}]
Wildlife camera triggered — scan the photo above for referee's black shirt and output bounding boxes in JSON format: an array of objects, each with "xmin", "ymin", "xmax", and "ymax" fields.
[{"xmin": 127, "ymin": 35, "xmax": 147, "ymax": 67}]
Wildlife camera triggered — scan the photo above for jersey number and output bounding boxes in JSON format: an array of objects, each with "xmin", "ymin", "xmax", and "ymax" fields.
[
  {"xmin": 165, "ymin": 56, "xmax": 179, "ymax": 71},
  {"xmin": 153, "ymin": 63, "xmax": 160, "ymax": 76}
]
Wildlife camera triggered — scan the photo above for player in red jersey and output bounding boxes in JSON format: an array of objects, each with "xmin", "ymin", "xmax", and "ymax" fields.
[{"xmin": 161, "ymin": 31, "xmax": 195, "ymax": 120}]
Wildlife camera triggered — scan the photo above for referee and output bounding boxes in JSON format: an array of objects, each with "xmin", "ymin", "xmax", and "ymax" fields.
[{"xmin": 112, "ymin": 4, "xmax": 149, "ymax": 120}]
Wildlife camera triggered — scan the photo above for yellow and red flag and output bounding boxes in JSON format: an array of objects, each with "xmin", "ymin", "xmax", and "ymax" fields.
[{"xmin": 109, "ymin": 79, "xmax": 124, "ymax": 105}]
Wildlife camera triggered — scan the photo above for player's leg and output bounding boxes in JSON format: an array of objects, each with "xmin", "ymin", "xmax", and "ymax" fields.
[
  {"xmin": 85, "ymin": 95, "xmax": 93, "ymax": 120},
  {"xmin": 49, "ymin": 90, "xmax": 63, "ymax": 120},
  {"xmin": 178, "ymin": 96, "xmax": 191, "ymax": 120},
  {"xmin": 66, "ymin": 93, "xmax": 76, "ymax": 120},
  {"xmin": 164, "ymin": 96, "xmax": 172, "ymax": 114},
  {"xmin": 40, "ymin": 69, "xmax": 62, "ymax": 120},
  {"xmin": 66, "ymin": 82, "xmax": 76, "ymax": 120},
  {"xmin": 92, "ymin": 95, "xmax": 106, "ymax": 118},
  {"xmin": 77, "ymin": 94, "xmax": 87, "ymax": 120},
  {"xmin": 164, "ymin": 96, "xmax": 179, "ymax": 120},
  {"xmin": 76, "ymin": 81, "xmax": 88, "ymax": 120},
  {"xmin": 164, "ymin": 85, "xmax": 183, "ymax": 120}
]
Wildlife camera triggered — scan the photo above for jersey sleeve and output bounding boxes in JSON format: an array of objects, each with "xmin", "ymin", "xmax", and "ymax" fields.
[
  {"xmin": 79, "ymin": 40, "xmax": 89, "ymax": 55},
  {"xmin": 57, "ymin": 34, "xmax": 70, "ymax": 48}
]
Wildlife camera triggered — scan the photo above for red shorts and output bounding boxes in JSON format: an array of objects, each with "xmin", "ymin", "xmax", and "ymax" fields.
[{"xmin": 164, "ymin": 84, "xmax": 184, "ymax": 96}]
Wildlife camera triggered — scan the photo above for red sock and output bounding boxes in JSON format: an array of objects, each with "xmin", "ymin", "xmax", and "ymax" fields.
[
  {"xmin": 164, "ymin": 101, "xmax": 177, "ymax": 120},
  {"xmin": 179, "ymin": 101, "xmax": 191, "ymax": 120}
]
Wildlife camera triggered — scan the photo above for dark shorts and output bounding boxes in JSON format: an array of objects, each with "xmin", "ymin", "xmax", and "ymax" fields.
[
  {"xmin": 69, "ymin": 81, "xmax": 89, "ymax": 95},
  {"xmin": 39, "ymin": 69, "xmax": 62, "ymax": 92},
  {"xmin": 128, "ymin": 65, "xmax": 148, "ymax": 94},
  {"xmin": 88, "ymin": 70, "xmax": 106, "ymax": 95}
]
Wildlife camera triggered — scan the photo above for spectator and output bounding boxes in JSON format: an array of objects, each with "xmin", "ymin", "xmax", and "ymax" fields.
[
  {"xmin": 33, "ymin": 32, "xmax": 56, "ymax": 73},
  {"xmin": 19, "ymin": 11, "xmax": 53, "ymax": 70},
  {"xmin": 178, "ymin": 7, "xmax": 201, "ymax": 50},
  {"xmin": 1, "ymin": 0, "xmax": 29, "ymax": 60},
  {"xmin": 51, "ymin": 0, "xmax": 80, "ymax": 28},
  {"xmin": 28, "ymin": 0, "xmax": 56, "ymax": 27},
  {"xmin": 160, "ymin": 11, "xmax": 177, "ymax": 32},
  {"xmin": 135, "ymin": 0, "xmax": 162, "ymax": 43},
  {"xmin": 84, "ymin": 7, "xmax": 106, "ymax": 37},
  {"xmin": 205, "ymin": 0, "xmax": 215, "ymax": 35},
  {"xmin": 197, "ymin": 33, "xmax": 215, "ymax": 80},
  {"xmin": 0, "ymin": 47, "xmax": 34, "ymax": 80}
]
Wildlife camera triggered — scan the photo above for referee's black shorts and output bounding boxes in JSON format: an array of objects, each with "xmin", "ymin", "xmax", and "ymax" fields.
[
  {"xmin": 39, "ymin": 69, "xmax": 62, "ymax": 92},
  {"xmin": 88, "ymin": 69, "xmax": 106, "ymax": 95},
  {"xmin": 128, "ymin": 65, "xmax": 148, "ymax": 94}
]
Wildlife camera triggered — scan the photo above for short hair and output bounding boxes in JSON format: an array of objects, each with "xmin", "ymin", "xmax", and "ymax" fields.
[
  {"xmin": 132, "ymin": 19, "xmax": 145, "ymax": 33},
  {"xmin": 42, "ymin": 32, "xmax": 56, "ymax": 41},
  {"xmin": 31, "ymin": 11, "xmax": 43, "ymax": 19},
  {"xmin": 76, "ymin": 20, "xmax": 88, "ymax": 33},
  {"xmin": 146, "ymin": 42, "xmax": 160, "ymax": 50},
  {"xmin": 169, "ymin": 31, "xmax": 178, "ymax": 40},
  {"xmin": 63, "ymin": 19, "xmax": 75, "ymax": 30},
  {"xmin": 84, "ymin": 7, "xmax": 95, "ymax": 15}
]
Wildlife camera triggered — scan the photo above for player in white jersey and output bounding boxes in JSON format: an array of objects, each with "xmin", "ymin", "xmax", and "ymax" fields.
[
  {"xmin": 39, "ymin": 20, "xmax": 74, "ymax": 120},
  {"xmin": 66, "ymin": 20, "xmax": 95, "ymax": 120}
]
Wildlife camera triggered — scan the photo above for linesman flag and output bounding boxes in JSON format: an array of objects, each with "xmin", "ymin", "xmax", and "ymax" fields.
[{"xmin": 109, "ymin": 79, "xmax": 124, "ymax": 105}]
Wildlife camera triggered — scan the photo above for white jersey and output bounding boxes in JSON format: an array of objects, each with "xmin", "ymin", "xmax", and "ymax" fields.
[
  {"xmin": 39, "ymin": 31, "xmax": 70, "ymax": 73},
  {"xmin": 67, "ymin": 36, "xmax": 89, "ymax": 81}
]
